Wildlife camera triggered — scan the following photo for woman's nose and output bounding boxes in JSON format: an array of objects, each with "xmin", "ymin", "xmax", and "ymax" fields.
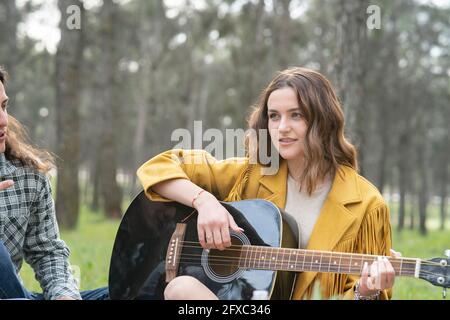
[
  {"xmin": 0, "ymin": 109, "xmax": 8, "ymax": 127},
  {"xmin": 278, "ymin": 116, "xmax": 290, "ymax": 131}
]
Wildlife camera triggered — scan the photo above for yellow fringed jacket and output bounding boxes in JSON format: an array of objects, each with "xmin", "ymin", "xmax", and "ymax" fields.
[{"xmin": 137, "ymin": 149, "xmax": 393, "ymax": 300}]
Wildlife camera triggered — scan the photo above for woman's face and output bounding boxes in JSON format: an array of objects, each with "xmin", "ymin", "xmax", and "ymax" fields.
[{"xmin": 267, "ymin": 87, "xmax": 307, "ymax": 161}]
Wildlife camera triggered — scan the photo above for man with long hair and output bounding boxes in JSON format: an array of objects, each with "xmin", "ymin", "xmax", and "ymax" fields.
[{"xmin": 0, "ymin": 66, "xmax": 108, "ymax": 300}]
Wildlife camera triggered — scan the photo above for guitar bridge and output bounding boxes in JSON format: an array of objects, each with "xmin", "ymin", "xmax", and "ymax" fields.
[{"xmin": 165, "ymin": 223, "xmax": 187, "ymax": 283}]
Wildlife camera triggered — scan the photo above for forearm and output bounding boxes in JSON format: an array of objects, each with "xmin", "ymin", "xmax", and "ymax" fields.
[
  {"xmin": 152, "ymin": 178, "xmax": 215, "ymax": 208},
  {"xmin": 29, "ymin": 249, "xmax": 81, "ymax": 300}
]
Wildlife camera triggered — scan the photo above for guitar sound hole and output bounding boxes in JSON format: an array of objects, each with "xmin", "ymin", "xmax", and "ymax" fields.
[{"xmin": 208, "ymin": 237, "xmax": 243, "ymax": 277}]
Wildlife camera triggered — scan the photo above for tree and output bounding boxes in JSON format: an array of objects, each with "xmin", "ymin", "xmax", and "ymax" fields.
[
  {"xmin": 332, "ymin": 0, "xmax": 369, "ymax": 174},
  {"xmin": 97, "ymin": 0, "xmax": 123, "ymax": 219},
  {"xmin": 55, "ymin": 0, "xmax": 84, "ymax": 229}
]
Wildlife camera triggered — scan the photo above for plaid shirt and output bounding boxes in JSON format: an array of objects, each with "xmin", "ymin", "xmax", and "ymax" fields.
[{"xmin": 0, "ymin": 153, "xmax": 81, "ymax": 300}]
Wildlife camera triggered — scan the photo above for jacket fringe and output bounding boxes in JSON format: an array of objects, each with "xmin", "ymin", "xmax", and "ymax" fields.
[
  {"xmin": 307, "ymin": 204, "xmax": 392, "ymax": 300},
  {"xmin": 224, "ymin": 164, "xmax": 252, "ymax": 202}
]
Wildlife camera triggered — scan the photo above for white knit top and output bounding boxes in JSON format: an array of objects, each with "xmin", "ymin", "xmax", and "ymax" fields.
[{"xmin": 284, "ymin": 174, "xmax": 332, "ymax": 249}]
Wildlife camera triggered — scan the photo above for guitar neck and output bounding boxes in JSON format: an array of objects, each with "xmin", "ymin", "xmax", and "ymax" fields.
[{"xmin": 239, "ymin": 245, "xmax": 420, "ymax": 278}]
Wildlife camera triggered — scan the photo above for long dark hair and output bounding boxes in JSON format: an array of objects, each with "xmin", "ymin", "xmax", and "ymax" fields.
[
  {"xmin": 0, "ymin": 66, "xmax": 55, "ymax": 173},
  {"xmin": 245, "ymin": 67, "xmax": 357, "ymax": 195}
]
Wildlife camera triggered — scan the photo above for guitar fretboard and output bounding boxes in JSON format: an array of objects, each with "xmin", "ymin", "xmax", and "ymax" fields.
[{"xmin": 239, "ymin": 245, "xmax": 419, "ymax": 277}]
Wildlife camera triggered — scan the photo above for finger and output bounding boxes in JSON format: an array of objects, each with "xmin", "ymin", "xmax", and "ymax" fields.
[
  {"xmin": 368, "ymin": 261, "xmax": 378, "ymax": 290},
  {"xmin": 377, "ymin": 256, "xmax": 387, "ymax": 290},
  {"xmin": 221, "ymin": 226, "xmax": 232, "ymax": 248},
  {"xmin": 228, "ymin": 214, "xmax": 244, "ymax": 233},
  {"xmin": 384, "ymin": 257, "xmax": 396, "ymax": 288},
  {"xmin": 360, "ymin": 262, "xmax": 369, "ymax": 290},
  {"xmin": 205, "ymin": 230, "xmax": 215, "ymax": 249},
  {"xmin": 0, "ymin": 180, "xmax": 14, "ymax": 190},
  {"xmin": 213, "ymin": 229, "xmax": 224, "ymax": 251},
  {"xmin": 390, "ymin": 249, "xmax": 402, "ymax": 258},
  {"xmin": 197, "ymin": 226, "xmax": 207, "ymax": 249}
]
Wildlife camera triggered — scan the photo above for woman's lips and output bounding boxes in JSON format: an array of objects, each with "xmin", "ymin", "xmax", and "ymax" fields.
[{"xmin": 279, "ymin": 138, "xmax": 297, "ymax": 146}]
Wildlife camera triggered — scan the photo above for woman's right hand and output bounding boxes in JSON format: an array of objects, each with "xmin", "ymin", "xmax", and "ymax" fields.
[{"xmin": 193, "ymin": 191, "xmax": 244, "ymax": 251}]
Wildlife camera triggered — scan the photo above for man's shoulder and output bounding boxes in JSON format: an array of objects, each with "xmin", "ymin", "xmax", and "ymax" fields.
[{"xmin": 9, "ymin": 158, "xmax": 49, "ymax": 189}]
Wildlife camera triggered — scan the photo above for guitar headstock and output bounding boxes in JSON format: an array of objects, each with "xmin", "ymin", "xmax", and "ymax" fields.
[{"xmin": 419, "ymin": 253, "xmax": 450, "ymax": 289}]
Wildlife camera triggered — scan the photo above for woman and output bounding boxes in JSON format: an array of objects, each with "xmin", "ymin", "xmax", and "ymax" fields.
[{"xmin": 137, "ymin": 67, "xmax": 399, "ymax": 300}]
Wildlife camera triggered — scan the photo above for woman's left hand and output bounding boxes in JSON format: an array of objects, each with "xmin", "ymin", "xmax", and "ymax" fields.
[{"xmin": 358, "ymin": 249, "xmax": 402, "ymax": 296}]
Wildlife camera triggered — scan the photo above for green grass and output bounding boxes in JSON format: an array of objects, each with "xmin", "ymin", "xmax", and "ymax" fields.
[
  {"xmin": 391, "ymin": 229, "xmax": 449, "ymax": 300},
  {"xmin": 19, "ymin": 202, "xmax": 449, "ymax": 299}
]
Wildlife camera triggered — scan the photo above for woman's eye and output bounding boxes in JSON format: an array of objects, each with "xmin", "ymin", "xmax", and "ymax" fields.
[
  {"xmin": 292, "ymin": 112, "xmax": 302, "ymax": 118},
  {"xmin": 269, "ymin": 113, "xmax": 279, "ymax": 120}
]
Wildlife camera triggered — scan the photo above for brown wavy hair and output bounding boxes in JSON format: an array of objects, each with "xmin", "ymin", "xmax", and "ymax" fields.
[
  {"xmin": 0, "ymin": 66, "xmax": 55, "ymax": 173},
  {"xmin": 245, "ymin": 67, "xmax": 357, "ymax": 195}
]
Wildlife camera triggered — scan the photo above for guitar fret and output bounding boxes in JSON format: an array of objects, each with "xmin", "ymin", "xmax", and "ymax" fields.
[
  {"xmin": 399, "ymin": 258, "xmax": 403, "ymax": 276},
  {"xmin": 275, "ymin": 246, "xmax": 280, "ymax": 270},
  {"xmin": 327, "ymin": 253, "xmax": 332, "ymax": 272},
  {"xmin": 302, "ymin": 249, "xmax": 306, "ymax": 271},
  {"xmin": 280, "ymin": 248, "xmax": 286, "ymax": 270},
  {"xmin": 271, "ymin": 248, "xmax": 276, "ymax": 269},
  {"xmin": 287, "ymin": 249, "xmax": 292, "ymax": 270},
  {"xmin": 251, "ymin": 246, "xmax": 256, "ymax": 269},
  {"xmin": 286, "ymin": 249, "xmax": 291, "ymax": 270},
  {"xmin": 318, "ymin": 252, "xmax": 323, "ymax": 271},
  {"xmin": 293, "ymin": 250, "xmax": 298, "ymax": 270},
  {"xmin": 257, "ymin": 246, "xmax": 262, "ymax": 269},
  {"xmin": 244, "ymin": 246, "xmax": 250, "ymax": 268},
  {"xmin": 338, "ymin": 253, "xmax": 342, "ymax": 273},
  {"xmin": 348, "ymin": 254, "xmax": 352, "ymax": 274},
  {"xmin": 355, "ymin": 255, "xmax": 363, "ymax": 273},
  {"xmin": 263, "ymin": 247, "xmax": 269, "ymax": 269}
]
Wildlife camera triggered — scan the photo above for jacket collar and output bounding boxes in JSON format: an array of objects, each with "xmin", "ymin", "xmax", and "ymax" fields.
[
  {"xmin": 0, "ymin": 153, "xmax": 17, "ymax": 177},
  {"xmin": 258, "ymin": 161, "xmax": 362, "ymax": 208},
  {"xmin": 258, "ymin": 159, "xmax": 288, "ymax": 208}
]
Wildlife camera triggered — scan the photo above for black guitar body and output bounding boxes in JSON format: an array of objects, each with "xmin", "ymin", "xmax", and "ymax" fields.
[{"xmin": 108, "ymin": 191, "xmax": 294, "ymax": 300}]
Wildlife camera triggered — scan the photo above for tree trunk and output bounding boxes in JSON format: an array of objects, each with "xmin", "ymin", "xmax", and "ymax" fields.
[
  {"xmin": 440, "ymin": 177, "xmax": 448, "ymax": 231},
  {"xmin": 333, "ymin": 0, "xmax": 368, "ymax": 171},
  {"xmin": 55, "ymin": 0, "xmax": 84, "ymax": 229},
  {"xmin": 90, "ymin": 155, "xmax": 101, "ymax": 212},
  {"xmin": 275, "ymin": 0, "xmax": 292, "ymax": 69},
  {"xmin": 97, "ymin": 0, "xmax": 122, "ymax": 219},
  {"xmin": 417, "ymin": 140, "xmax": 428, "ymax": 235},
  {"xmin": 397, "ymin": 132, "xmax": 410, "ymax": 231},
  {"xmin": 410, "ymin": 194, "xmax": 416, "ymax": 230}
]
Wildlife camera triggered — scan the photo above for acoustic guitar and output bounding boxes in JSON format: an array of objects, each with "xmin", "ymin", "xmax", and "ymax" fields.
[{"xmin": 108, "ymin": 191, "xmax": 449, "ymax": 299}]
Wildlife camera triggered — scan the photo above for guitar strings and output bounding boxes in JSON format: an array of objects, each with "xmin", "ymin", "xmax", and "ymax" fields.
[
  {"xmin": 173, "ymin": 256, "xmax": 442, "ymax": 279},
  {"xmin": 170, "ymin": 248, "xmax": 443, "ymax": 278},
  {"xmin": 175, "ymin": 241, "xmax": 448, "ymax": 268},
  {"xmin": 175, "ymin": 256, "xmax": 443, "ymax": 279},
  {"xmin": 178, "ymin": 252, "xmax": 422, "ymax": 272}
]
